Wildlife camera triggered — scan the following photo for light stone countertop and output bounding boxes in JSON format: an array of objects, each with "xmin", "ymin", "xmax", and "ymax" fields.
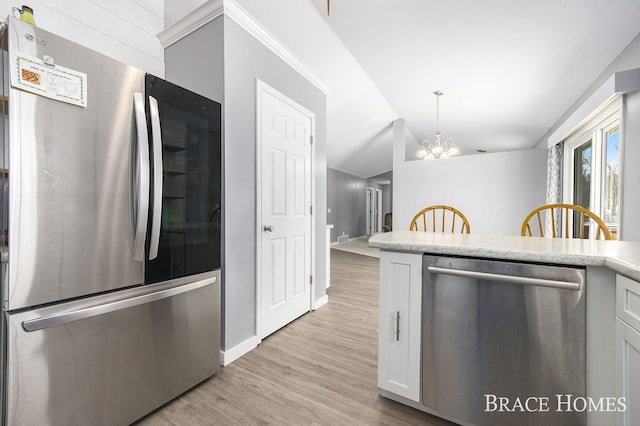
[{"xmin": 369, "ymin": 231, "xmax": 640, "ymax": 282}]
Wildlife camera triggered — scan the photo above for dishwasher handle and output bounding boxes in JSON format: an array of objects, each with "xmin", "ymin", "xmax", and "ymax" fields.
[{"xmin": 427, "ymin": 266, "xmax": 581, "ymax": 291}]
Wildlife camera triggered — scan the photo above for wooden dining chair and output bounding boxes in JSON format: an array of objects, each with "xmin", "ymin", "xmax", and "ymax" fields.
[
  {"xmin": 409, "ymin": 205, "xmax": 470, "ymax": 233},
  {"xmin": 521, "ymin": 203, "xmax": 613, "ymax": 240}
]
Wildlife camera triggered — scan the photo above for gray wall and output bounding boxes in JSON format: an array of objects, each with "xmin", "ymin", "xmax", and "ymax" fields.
[
  {"xmin": 327, "ymin": 168, "xmax": 393, "ymax": 241},
  {"xmin": 327, "ymin": 168, "xmax": 367, "ymax": 242},
  {"xmin": 371, "ymin": 170, "xmax": 393, "ymax": 218},
  {"xmin": 165, "ymin": 19, "xmax": 225, "ymax": 102},
  {"xmin": 622, "ymin": 89, "xmax": 640, "ymax": 240},
  {"xmin": 166, "ymin": 16, "xmax": 328, "ymax": 352}
]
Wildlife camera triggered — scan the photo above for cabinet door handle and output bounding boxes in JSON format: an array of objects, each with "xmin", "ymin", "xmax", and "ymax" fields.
[{"xmin": 396, "ymin": 310, "xmax": 400, "ymax": 341}]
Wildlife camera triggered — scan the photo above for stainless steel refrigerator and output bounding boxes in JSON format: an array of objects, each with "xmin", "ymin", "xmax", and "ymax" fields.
[{"xmin": 0, "ymin": 17, "xmax": 222, "ymax": 425}]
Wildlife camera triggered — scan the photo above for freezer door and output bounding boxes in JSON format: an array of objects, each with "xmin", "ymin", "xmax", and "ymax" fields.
[
  {"xmin": 5, "ymin": 271, "xmax": 220, "ymax": 425},
  {"xmin": 4, "ymin": 19, "xmax": 146, "ymax": 309}
]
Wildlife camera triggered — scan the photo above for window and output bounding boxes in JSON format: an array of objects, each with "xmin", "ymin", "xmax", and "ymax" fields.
[{"xmin": 563, "ymin": 96, "xmax": 622, "ymax": 239}]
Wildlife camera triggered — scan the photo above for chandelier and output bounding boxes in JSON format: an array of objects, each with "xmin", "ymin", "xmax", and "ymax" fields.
[{"xmin": 416, "ymin": 91, "xmax": 460, "ymax": 160}]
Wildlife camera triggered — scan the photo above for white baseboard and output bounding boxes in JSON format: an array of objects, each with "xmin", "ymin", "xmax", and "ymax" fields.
[
  {"xmin": 313, "ymin": 294, "xmax": 329, "ymax": 310},
  {"xmin": 220, "ymin": 335, "xmax": 260, "ymax": 366}
]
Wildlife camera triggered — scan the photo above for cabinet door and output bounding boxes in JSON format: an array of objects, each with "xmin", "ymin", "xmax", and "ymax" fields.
[
  {"xmin": 378, "ymin": 251, "xmax": 422, "ymax": 401},
  {"xmin": 617, "ymin": 275, "xmax": 640, "ymax": 331},
  {"xmin": 616, "ymin": 318, "xmax": 640, "ymax": 426},
  {"xmin": 616, "ymin": 275, "xmax": 640, "ymax": 425}
]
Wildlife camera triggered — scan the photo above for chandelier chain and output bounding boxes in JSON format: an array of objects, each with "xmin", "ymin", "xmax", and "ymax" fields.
[{"xmin": 435, "ymin": 92, "xmax": 440, "ymax": 135}]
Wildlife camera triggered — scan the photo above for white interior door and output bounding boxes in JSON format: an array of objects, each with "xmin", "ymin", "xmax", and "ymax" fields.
[
  {"xmin": 366, "ymin": 187, "xmax": 373, "ymax": 236},
  {"xmin": 258, "ymin": 81, "xmax": 314, "ymax": 339},
  {"xmin": 366, "ymin": 187, "xmax": 382, "ymax": 236},
  {"xmin": 375, "ymin": 188, "xmax": 383, "ymax": 233}
]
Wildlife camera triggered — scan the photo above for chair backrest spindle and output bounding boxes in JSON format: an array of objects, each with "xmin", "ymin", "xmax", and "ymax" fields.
[
  {"xmin": 521, "ymin": 203, "xmax": 612, "ymax": 240},
  {"xmin": 409, "ymin": 205, "xmax": 470, "ymax": 234}
]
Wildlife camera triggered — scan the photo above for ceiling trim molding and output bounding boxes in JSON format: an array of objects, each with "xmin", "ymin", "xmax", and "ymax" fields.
[
  {"xmin": 158, "ymin": 0, "xmax": 224, "ymax": 48},
  {"xmin": 224, "ymin": 0, "xmax": 331, "ymax": 95},
  {"xmin": 157, "ymin": 0, "xmax": 331, "ymax": 95},
  {"xmin": 224, "ymin": 0, "xmax": 330, "ymax": 95}
]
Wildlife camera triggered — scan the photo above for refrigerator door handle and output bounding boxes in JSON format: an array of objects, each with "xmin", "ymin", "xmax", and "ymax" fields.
[
  {"xmin": 148, "ymin": 96, "xmax": 163, "ymax": 260},
  {"xmin": 132, "ymin": 92, "xmax": 150, "ymax": 262},
  {"xmin": 22, "ymin": 276, "xmax": 216, "ymax": 332}
]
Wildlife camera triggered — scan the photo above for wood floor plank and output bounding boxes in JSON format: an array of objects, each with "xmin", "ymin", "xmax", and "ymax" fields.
[{"xmin": 135, "ymin": 250, "xmax": 452, "ymax": 425}]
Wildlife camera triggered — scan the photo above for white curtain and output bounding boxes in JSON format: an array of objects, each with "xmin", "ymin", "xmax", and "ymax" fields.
[{"xmin": 545, "ymin": 143, "xmax": 564, "ymax": 235}]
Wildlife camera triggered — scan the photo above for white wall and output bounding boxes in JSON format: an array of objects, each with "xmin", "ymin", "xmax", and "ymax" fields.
[
  {"xmin": 536, "ymin": 32, "xmax": 640, "ymax": 149},
  {"xmin": 394, "ymin": 124, "xmax": 547, "ymax": 235},
  {"xmin": 165, "ymin": 0, "xmax": 207, "ymax": 27},
  {"xmin": 537, "ymin": 32, "xmax": 640, "ymax": 240},
  {"xmin": 0, "ymin": 0, "xmax": 164, "ymax": 75}
]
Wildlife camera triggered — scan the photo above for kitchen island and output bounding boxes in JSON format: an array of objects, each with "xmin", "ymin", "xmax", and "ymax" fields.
[{"xmin": 369, "ymin": 231, "xmax": 640, "ymax": 426}]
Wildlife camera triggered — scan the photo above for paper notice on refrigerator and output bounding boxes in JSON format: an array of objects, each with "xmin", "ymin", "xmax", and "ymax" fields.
[{"xmin": 10, "ymin": 52, "xmax": 87, "ymax": 107}]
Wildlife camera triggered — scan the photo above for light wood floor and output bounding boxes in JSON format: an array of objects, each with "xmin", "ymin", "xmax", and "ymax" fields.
[
  {"xmin": 331, "ymin": 236, "xmax": 380, "ymax": 258},
  {"xmin": 135, "ymin": 250, "xmax": 452, "ymax": 425}
]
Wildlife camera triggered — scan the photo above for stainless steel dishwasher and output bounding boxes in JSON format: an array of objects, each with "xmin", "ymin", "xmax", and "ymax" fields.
[{"xmin": 422, "ymin": 255, "xmax": 586, "ymax": 426}]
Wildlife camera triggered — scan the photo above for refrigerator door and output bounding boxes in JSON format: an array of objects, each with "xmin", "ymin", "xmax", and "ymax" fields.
[
  {"xmin": 144, "ymin": 75, "xmax": 222, "ymax": 284},
  {"xmin": 4, "ymin": 19, "xmax": 146, "ymax": 310},
  {"xmin": 5, "ymin": 271, "xmax": 220, "ymax": 425}
]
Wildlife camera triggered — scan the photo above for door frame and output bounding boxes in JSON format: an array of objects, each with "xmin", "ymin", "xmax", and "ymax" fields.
[
  {"xmin": 366, "ymin": 187, "xmax": 383, "ymax": 235},
  {"xmin": 366, "ymin": 187, "xmax": 373, "ymax": 236},
  {"xmin": 254, "ymin": 79, "xmax": 316, "ymax": 341},
  {"xmin": 561, "ymin": 97, "xmax": 623, "ymax": 237},
  {"xmin": 375, "ymin": 188, "xmax": 383, "ymax": 233}
]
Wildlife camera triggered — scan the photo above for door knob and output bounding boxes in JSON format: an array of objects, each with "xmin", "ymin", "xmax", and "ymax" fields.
[{"xmin": 264, "ymin": 225, "xmax": 274, "ymax": 232}]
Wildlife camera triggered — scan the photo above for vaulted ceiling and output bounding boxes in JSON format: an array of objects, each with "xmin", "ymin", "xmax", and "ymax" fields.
[{"xmin": 236, "ymin": 0, "xmax": 640, "ymax": 178}]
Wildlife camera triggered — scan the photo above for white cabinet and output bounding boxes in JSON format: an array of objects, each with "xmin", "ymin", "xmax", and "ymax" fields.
[
  {"xmin": 378, "ymin": 251, "xmax": 422, "ymax": 402},
  {"xmin": 616, "ymin": 274, "xmax": 640, "ymax": 425}
]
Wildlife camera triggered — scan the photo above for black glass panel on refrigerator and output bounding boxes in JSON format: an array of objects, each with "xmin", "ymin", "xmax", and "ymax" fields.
[{"xmin": 145, "ymin": 75, "xmax": 221, "ymax": 284}]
